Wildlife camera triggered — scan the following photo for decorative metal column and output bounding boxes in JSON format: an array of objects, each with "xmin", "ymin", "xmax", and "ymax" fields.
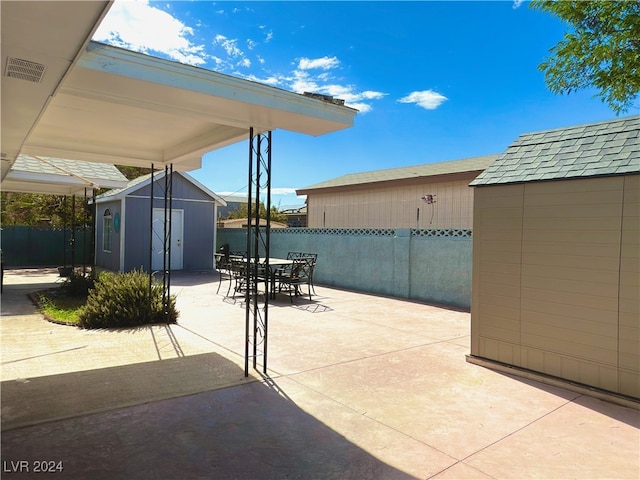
[
  {"xmin": 162, "ymin": 164, "xmax": 173, "ymax": 317},
  {"xmin": 245, "ymin": 128, "xmax": 272, "ymax": 377},
  {"xmin": 149, "ymin": 163, "xmax": 174, "ymax": 318}
]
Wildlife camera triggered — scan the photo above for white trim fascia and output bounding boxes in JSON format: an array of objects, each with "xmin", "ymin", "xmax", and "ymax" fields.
[
  {"xmin": 125, "ymin": 195, "xmax": 216, "ymax": 204},
  {"xmin": 79, "ymin": 41, "xmax": 357, "ymax": 129},
  {"xmin": 95, "ymin": 171, "xmax": 226, "ymax": 206}
]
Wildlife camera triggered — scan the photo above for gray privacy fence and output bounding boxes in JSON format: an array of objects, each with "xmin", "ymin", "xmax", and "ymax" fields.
[
  {"xmin": 1, "ymin": 226, "xmax": 93, "ymax": 267},
  {"xmin": 218, "ymin": 227, "xmax": 472, "ymax": 310}
]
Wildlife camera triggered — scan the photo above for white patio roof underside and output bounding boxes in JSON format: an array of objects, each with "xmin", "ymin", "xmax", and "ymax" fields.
[{"xmin": 1, "ymin": 1, "xmax": 356, "ymax": 185}]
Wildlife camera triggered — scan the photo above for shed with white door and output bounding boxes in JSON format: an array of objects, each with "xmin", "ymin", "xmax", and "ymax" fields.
[{"xmin": 94, "ymin": 171, "xmax": 226, "ymax": 272}]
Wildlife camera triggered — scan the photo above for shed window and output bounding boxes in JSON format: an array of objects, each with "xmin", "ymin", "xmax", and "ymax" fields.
[{"xmin": 103, "ymin": 209, "xmax": 113, "ymax": 253}]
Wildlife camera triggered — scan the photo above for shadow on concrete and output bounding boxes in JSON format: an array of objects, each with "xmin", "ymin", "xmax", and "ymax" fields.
[
  {"xmin": 487, "ymin": 367, "xmax": 640, "ymax": 427},
  {"xmin": 1, "ymin": 352, "xmax": 416, "ymax": 480},
  {"xmin": 1, "ymin": 286, "xmax": 53, "ymax": 316},
  {"xmin": 219, "ymin": 292, "xmax": 334, "ymax": 314},
  {"xmin": 162, "ymin": 270, "xmax": 218, "ymax": 287},
  {"xmin": 571, "ymin": 394, "xmax": 640, "ymax": 428}
]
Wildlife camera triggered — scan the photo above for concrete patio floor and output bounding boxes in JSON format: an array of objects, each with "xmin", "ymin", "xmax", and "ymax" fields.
[{"xmin": 1, "ymin": 268, "xmax": 638, "ymax": 479}]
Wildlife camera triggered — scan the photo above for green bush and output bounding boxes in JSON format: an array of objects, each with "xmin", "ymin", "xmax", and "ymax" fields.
[
  {"xmin": 78, "ymin": 269, "xmax": 178, "ymax": 329},
  {"xmin": 61, "ymin": 272, "xmax": 95, "ymax": 298}
]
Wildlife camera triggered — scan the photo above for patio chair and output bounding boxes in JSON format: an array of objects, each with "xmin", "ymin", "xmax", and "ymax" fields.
[
  {"xmin": 286, "ymin": 252, "xmax": 318, "ymax": 294},
  {"xmin": 214, "ymin": 253, "xmax": 233, "ymax": 295},
  {"xmin": 228, "ymin": 257, "xmax": 268, "ymax": 297},
  {"xmin": 277, "ymin": 257, "xmax": 314, "ymax": 302}
]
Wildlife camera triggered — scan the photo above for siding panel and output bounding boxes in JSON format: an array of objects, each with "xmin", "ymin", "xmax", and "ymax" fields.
[
  {"xmin": 307, "ymin": 179, "xmax": 477, "ymax": 228},
  {"xmin": 471, "ymin": 184, "xmax": 523, "ymax": 363},
  {"xmin": 618, "ymin": 175, "xmax": 639, "ymax": 396},
  {"xmin": 473, "ymin": 175, "xmax": 639, "ymax": 398}
]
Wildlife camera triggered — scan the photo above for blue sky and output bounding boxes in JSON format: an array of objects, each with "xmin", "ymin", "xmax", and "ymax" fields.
[{"xmin": 93, "ymin": 0, "xmax": 620, "ymax": 208}]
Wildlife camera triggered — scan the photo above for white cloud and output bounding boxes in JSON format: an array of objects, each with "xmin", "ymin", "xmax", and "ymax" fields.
[
  {"xmin": 214, "ymin": 34, "xmax": 243, "ymax": 57},
  {"xmin": 92, "ymin": 0, "xmax": 206, "ymax": 66},
  {"xmin": 297, "ymin": 56, "xmax": 340, "ymax": 70},
  {"xmin": 512, "ymin": 0, "xmax": 525, "ymax": 9},
  {"xmin": 94, "ymin": 2, "xmax": 384, "ymax": 113},
  {"xmin": 244, "ymin": 74, "xmax": 281, "ymax": 86},
  {"xmin": 287, "ymin": 78, "xmax": 386, "ymax": 112},
  {"xmin": 398, "ymin": 90, "xmax": 448, "ymax": 110}
]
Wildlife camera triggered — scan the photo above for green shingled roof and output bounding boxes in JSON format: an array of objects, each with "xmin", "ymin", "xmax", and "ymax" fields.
[
  {"xmin": 298, "ymin": 155, "xmax": 499, "ymax": 192},
  {"xmin": 470, "ymin": 116, "xmax": 640, "ymax": 187}
]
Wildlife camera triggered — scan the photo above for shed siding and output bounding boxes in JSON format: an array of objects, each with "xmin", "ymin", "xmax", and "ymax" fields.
[
  {"xmin": 520, "ymin": 177, "xmax": 622, "ymax": 374},
  {"xmin": 619, "ymin": 175, "xmax": 639, "ymax": 397},
  {"xmin": 307, "ymin": 178, "xmax": 475, "ymax": 229},
  {"xmin": 123, "ymin": 197, "xmax": 153, "ymax": 272},
  {"xmin": 123, "ymin": 196, "xmax": 215, "ymax": 272},
  {"xmin": 471, "ymin": 184, "xmax": 524, "ymax": 365},
  {"xmin": 96, "ymin": 173, "xmax": 218, "ymax": 273},
  {"xmin": 94, "ymin": 200, "xmax": 122, "ymax": 272},
  {"xmin": 181, "ymin": 199, "xmax": 215, "ymax": 270},
  {"xmin": 133, "ymin": 175, "xmax": 213, "ymax": 202},
  {"xmin": 472, "ymin": 175, "xmax": 639, "ymax": 398}
]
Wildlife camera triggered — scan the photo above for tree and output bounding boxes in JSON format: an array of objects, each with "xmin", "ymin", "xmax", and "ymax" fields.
[
  {"xmin": 1, "ymin": 192, "xmax": 89, "ymax": 227},
  {"xmin": 0, "ymin": 165, "xmax": 147, "ymax": 227},
  {"xmin": 531, "ymin": 0, "xmax": 640, "ymax": 114},
  {"xmin": 116, "ymin": 165, "xmax": 152, "ymax": 180},
  {"xmin": 227, "ymin": 202, "xmax": 288, "ymax": 224}
]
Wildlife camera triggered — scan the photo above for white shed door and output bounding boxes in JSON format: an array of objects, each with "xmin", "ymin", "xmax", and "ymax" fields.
[{"xmin": 152, "ymin": 209, "xmax": 183, "ymax": 271}]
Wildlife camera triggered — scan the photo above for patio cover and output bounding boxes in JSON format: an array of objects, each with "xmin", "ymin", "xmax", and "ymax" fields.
[
  {"xmin": 1, "ymin": 1, "xmax": 357, "ymax": 181},
  {"xmin": 2, "ymin": 155, "xmax": 129, "ymax": 196}
]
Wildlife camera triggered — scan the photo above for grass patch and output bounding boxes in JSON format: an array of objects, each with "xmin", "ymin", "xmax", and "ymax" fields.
[{"xmin": 38, "ymin": 291, "xmax": 85, "ymax": 325}]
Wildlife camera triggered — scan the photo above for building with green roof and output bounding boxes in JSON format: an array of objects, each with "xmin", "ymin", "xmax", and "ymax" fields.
[
  {"xmin": 297, "ymin": 155, "xmax": 499, "ymax": 229},
  {"xmin": 469, "ymin": 115, "xmax": 639, "ymax": 401}
]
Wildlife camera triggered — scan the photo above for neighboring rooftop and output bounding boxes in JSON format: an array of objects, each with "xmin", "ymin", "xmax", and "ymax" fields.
[
  {"xmin": 471, "ymin": 115, "xmax": 640, "ymax": 186},
  {"xmin": 220, "ymin": 194, "xmax": 249, "ymax": 204},
  {"xmin": 297, "ymin": 155, "xmax": 499, "ymax": 193}
]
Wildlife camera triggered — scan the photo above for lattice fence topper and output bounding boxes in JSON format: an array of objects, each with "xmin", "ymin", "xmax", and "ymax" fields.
[
  {"xmin": 411, "ymin": 228, "xmax": 472, "ymax": 237},
  {"xmin": 274, "ymin": 228, "xmax": 397, "ymax": 236},
  {"xmin": 269, "ymin": 228, "xmax": 472, "ymax": 237}
]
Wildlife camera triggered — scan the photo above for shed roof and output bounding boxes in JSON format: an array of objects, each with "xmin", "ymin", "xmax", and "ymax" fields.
[
  {"xmin": 1, "ymin": 154, "xmax": 128, "ymax": 195},
  {"xmin": 95, "ymin": 170, "xmax": 226, "ymax": 206},
  {"xmin": 470, "ymin": 116, "xmax": 640, "ymax": 187},
  {"xmin": 297, "ymin": 155, "xmax": 499, "ymax": 194}
]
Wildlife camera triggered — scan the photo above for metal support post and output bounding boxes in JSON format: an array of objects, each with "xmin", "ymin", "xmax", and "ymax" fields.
[
  {"xmin": 157, "ymin": 165, "xmax": 173, "ymax": 317},
  {"xmin": 244, "ymin": 128, "xmax": 272, "ymax": 377},
  {"xmin": 149, "ymin": 164, "xmax": 154, "ymax": 301}
]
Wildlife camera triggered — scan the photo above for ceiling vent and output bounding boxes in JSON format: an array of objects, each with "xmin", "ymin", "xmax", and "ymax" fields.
[{"xmin": 5, "ymin": 57, "xmax": 46, "ymax": 83}]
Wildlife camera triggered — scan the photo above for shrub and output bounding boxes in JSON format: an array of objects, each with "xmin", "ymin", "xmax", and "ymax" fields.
[
  {"xmin": 61, "ymin": 272, "xmax": 95, "ymax": 298},
  {"xmin": 78, "ymin": 269, "xmax": 178, "ymax": 329}
]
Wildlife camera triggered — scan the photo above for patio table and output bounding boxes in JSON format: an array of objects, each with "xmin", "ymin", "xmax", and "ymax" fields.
[
  {"xmin": 227, "ymin": 257, "xmax": 294, "ymax": 298},
  {"xmin": 260, "ymin": 258, "xmax": 295, "ymax": 299}
]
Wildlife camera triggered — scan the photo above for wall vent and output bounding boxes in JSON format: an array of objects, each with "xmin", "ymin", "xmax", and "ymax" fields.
[{"xmin": 5, "ymin": 57, "xmax": 46, "ymax": 83}]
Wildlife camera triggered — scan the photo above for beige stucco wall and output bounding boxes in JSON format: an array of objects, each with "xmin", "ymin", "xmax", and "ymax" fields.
[
  {"xmin": 471, "ymin": 175, "xmax": 639, "ymax": 399},
  {"xmin": 306, "ymin": 178, "xmax": 475, "ymax": 229}
]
